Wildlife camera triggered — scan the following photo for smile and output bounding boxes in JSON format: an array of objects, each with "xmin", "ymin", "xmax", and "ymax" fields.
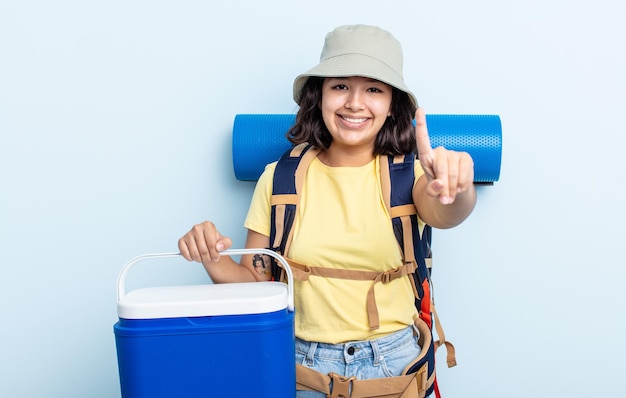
[{"xmin": 341, "ymin": 116, "xmax": 369, "ymax": 123}]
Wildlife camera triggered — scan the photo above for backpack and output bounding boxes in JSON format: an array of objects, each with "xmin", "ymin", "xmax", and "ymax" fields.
[{"xmin": 268, "ymin": 143, "xmax": 456, "ymax": 398}]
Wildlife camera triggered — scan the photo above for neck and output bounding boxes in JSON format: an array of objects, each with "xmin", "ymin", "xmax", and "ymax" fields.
[{"xmin": 318, "ymin": 145, "xmax": 375, "ymax": 167}]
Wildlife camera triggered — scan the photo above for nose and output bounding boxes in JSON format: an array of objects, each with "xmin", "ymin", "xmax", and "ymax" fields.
[{"xmin": 345, "ymin": 90, "xmax": 364, "ymax": 111}]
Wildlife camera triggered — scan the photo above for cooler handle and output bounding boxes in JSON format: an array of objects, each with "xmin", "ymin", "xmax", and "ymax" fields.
[{"xmin": 116, "ymin": 248, "xmax": 295, "ymax": 312}]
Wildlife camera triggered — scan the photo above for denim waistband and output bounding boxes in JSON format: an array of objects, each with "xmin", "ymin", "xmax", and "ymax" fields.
[{"xmin": 295, "ymin": 326, "xmax": 416, "ymax": 364}]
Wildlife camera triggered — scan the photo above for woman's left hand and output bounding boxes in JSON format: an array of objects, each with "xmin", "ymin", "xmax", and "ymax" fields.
[{"xmin": 415, "ymin": 108, "xmax": 475, "ymax": 205}]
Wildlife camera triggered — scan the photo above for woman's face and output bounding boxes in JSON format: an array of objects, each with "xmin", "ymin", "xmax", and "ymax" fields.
[{"xmin": 321, "ymin": 76, "xmax": 393, "ymax": 152}]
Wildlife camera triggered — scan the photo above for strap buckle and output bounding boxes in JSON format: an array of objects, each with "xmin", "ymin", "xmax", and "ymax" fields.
[
  {"xmin": 381, "ymin": 266, "xmax": 402, "ymax": 284},
  {"xmin": 329, "ymin": 372, "xmax": 356, "ymax": 398}
]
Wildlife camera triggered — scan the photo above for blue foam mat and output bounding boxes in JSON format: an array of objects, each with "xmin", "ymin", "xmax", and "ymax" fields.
[{"xmin": 232, "ymin": 114, "xmax": 502, "ymax": 183}]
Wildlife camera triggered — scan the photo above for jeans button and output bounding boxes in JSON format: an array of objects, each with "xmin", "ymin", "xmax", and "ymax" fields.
[{"xmin": 347, "ymin": 346, "xmax": 355, "ymax": 355}]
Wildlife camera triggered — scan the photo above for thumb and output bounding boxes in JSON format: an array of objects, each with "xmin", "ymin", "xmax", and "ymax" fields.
[
  {"xmin": 426, "ymin": 179, "xmax": 454, "ymax": 205},
  {"xmin": 215, "ymin": 235, "xmax": 232, "ymax": 252},
  {"xmin": 426, "ymin": 179, "xmax": 444, "ymax": 197}
]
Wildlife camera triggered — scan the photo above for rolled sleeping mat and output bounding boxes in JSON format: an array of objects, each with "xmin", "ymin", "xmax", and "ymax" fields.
[{"xmin": 232, "ymin": 114, "xmax": 502, "ymax": 183}]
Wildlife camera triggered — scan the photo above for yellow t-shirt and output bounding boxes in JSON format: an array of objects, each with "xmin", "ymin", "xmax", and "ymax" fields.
[{"xmin": 244, "ymin": 155, "xmax": 425, "ymax": 344}]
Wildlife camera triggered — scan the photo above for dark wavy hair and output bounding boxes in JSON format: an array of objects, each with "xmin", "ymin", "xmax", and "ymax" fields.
[{"xmin": 286, "ymin": 77, "xmax": 417, "ymax": 156}]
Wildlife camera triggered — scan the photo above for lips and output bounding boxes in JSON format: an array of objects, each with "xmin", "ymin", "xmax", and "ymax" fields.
[{"xmin": 340, "ymin": 115, "xmax": 369, "ymax": 123}]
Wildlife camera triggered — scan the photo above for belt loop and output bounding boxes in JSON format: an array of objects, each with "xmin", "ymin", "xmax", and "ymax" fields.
[
  {"xmin": 370, "ymin": 339, "xmax": 382, "ymax": 365},
  {"xmin": 305, "ymin": 341, "xmax": 318, "ymax": 366},
  {"xmin": 412, "ymin": 322, "xmax": 421, "ymax": 339}
]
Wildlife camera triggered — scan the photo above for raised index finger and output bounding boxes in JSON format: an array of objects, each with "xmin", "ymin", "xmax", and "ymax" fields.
[{"xmin": 415, "ymin": 108, "xmax": 433, "ymax": 163}]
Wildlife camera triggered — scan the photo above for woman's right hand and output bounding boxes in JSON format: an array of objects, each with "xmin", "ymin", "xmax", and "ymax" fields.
[{"xmin": 178, "ymin": 221, "xmax": 233, "ymax": 264}]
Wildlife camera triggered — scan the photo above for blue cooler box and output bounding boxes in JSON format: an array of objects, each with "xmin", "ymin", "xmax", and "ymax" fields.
[{"xmin": 114, "ymin": 250, "xmax": 296, "ymax": 398}]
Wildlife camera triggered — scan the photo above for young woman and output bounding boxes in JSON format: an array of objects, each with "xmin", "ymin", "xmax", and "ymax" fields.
[{"xmin": 178, "ymin": 24, "xmax": 475, "ymax": 397}]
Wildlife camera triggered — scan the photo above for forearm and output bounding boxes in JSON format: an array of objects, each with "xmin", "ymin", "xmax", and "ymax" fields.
[
  {"xmin": 416, "ymin": 182, "xmax": 477, "ymax": 229},
  {"xmin": 178, "ymin": 223, "xmax": 271, "ymax": 284},
  {"xmin": 202, "ymin": 229, "xmax": 273, "ymax": 283},
  {"xmin": 428, "ymin": 184, "xmax": 476, "ymax": 229},
  {"xmin": 202, "ymin": 256, "xmax": 257, "ymax": 283}
]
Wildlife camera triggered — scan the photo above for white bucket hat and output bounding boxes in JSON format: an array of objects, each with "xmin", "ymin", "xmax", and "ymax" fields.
[{"xmin": 293, "ymin": 24, "xmax": 418, "ymax": 108}]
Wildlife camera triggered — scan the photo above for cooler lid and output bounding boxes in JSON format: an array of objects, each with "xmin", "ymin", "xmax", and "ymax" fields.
[{"xmin": 117, "ymin": 281, "xmax": 288, "ymax": 319}]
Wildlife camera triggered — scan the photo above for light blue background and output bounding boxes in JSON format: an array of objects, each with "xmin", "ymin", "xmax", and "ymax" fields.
[{"xmin": 1, "ymin": 1, "xmax": 625, "ymax": 397}]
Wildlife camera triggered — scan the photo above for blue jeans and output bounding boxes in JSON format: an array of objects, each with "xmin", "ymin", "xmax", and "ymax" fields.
[{"xmin": 295, "ymin": 326, "xmax": 421, "ymax": 398}]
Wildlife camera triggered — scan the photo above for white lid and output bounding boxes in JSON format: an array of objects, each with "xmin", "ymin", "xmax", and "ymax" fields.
[{"xmin": 117, "ymin": 281, "xmax": 288, "ymax": 319}]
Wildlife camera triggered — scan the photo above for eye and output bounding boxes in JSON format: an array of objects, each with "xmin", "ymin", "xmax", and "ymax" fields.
[
  {"xmin": 332, "ymin": 84, "xmax": 349, "ymax": 90},
  {"xmin": 367, "ymin": 87, "xmax": 384, "ymax": 93}
]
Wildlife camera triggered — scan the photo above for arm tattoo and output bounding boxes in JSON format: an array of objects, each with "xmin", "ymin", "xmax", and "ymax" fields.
[{"xmin": 252, "ymin": 254, "xmax": 271, "ymax": 276}]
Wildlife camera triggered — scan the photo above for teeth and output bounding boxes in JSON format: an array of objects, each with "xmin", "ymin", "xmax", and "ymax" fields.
[{"xmin": 343, "ymin": 116, "xmax": 368, "ymax": 123}]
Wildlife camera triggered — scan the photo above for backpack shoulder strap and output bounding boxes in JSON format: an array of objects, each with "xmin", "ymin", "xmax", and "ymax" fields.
[
  {"xmin": 269, "ymin": 143, "xmax": 319, "ymax": 280},
  {"xmin": 380, "ymin": 153, "xmax": 431, "ymax": 309}
]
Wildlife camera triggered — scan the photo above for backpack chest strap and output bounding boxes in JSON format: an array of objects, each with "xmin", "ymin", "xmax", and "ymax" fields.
[{"xmin": 286, "ymin": 258, "xmax": 417, "ymax": 330}]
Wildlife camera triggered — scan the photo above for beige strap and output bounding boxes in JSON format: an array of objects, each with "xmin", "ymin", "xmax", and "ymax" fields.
[
  {"xmin": 290, "ymin": 142, "xmax": 309, "ymax": 157},
  {"xmin": 432, "ymin": 306, "xmax": 457, "ymax": 368},
  {"xmin": 270, "ymin": 194, "xmax": 298, "ymax": 206},
  {"xmin": 287, "ymin": 258, "xmax": 417, "ymax": 330},
  {"xmin": 296, "ymin": 364, "xmax": 331, "ymax": 394},
  {"xmin": 329, "ymin": 373, "xmax": 356, "ymax": 398},
  {"xmin": 284, "ymin": 144, "xmax": 320, "ymax": 256},
  {"xmin": 392, "ymin": 154, "xmax": 406, "ymax": 164},
  {"xmin": 389, "ymin": 204, "xmax": 417, "ymax": 218},
  {"xmin": 296, "ymin": 364, "xmax": 428, "ymax": 398},
  {"xmin": 399, "ymin": 215, "xmax": 416, "ymax": 263},
  {"xmin": 380, "ymin": 155, "xmax": 392, "ymax": 216},
  {"xmin": 350, "ymin": 372, "xmax": 424, "ymax": 398},
  {"xmin": 270, "ymin": 204, "xmax": 287, "ymax": 250}
]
